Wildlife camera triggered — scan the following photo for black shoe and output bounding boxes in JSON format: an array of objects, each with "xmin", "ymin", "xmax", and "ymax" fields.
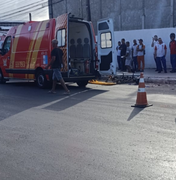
[
  {"xmin": 165, "ymin": 71, "xmax": 167, "ymax": 73},
  {"xmin": 155, "ymin": 69, "xmax": 158, "ymax": 71},
  {"xmin": 170, "ymin": 70, "xmax": 175, "ymax": 73},
  {"xmin": 158, "ymin": 71, "xmax": 161, "ymax": 73}
]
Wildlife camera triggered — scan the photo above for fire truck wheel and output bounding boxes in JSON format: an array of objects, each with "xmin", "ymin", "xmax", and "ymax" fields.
[
  {"xmin": 36, "ymin": 70, "xmax": 47, "ymax": 88},
  {"xmin": 0, "ymin": 69, "xmax": 6, "ymax": 84},
  {"xmin": 76, "ymin": 80, "xmax": 88, "ymax": 88}
]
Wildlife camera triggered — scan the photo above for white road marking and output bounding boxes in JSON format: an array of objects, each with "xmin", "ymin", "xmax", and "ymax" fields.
[{"xmin": 36, "ymin": 89, "xmax": 90, "ymax": 109}]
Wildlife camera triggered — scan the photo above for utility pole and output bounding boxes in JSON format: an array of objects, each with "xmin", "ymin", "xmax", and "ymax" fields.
[
  {"xmin": 80, "ymin": 0, "xmax": 83, "ymax": 18},
  {"xmin": 119, "ymin": 0, "xmax": 122, "ymax": 30},
  {"xmin": 171, "ymin": 0, "xmax": 174, "ymax": 27},
  {"xmin": 100, "ymin": 0, "xmax": 102, "ymax": 18},
  {"xmin": 49, "ymin": 0, "xmax": 53, "ymax": 18},
  {"xmin": 86, "ymin": 0, "xmax": 91, "ymax": 21},
  {"xmin": 29, "ymin": 13, "xmax": 32, "ymax": 21},
  {"xmin": 142, "ymin": 0, "xmax": 145, "ymax": 29},
  {"xmin": 65, "ymin": 0, "xmax": 67, "ymax": 13}
]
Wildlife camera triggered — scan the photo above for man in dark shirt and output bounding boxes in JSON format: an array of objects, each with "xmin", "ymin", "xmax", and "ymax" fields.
[
  {"xmin": 45, "ymin": 39, "xmax": 70, "ymax": 94},
  {"xmin": 169, "ymin": 33, "xmax": 176, "ymax": 73},
  {"xmin": 119, "ymin": 38, "xmax": 127, "ymax": 71}
]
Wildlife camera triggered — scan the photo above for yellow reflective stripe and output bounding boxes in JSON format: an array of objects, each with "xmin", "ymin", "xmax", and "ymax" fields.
[
  {"xmin": 25, "ymin": 22, "xmax": 42, "ymax": 79},
  {"xmin": 9, "ymin": 25, "xmax": 23, "ymax": 77},
  {"xmin": 30, "ymin": 20, "xmax": 49, "ymax": 70}
]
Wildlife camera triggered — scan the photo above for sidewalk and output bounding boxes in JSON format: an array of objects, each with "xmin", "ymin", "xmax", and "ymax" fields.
[
  {"xmin": 126, "ymin": 69, "xmax": 176, "ymax": 84},
  {"xmin": 115, "ymin": 68, "xmax": 176, "ymax": 84},
  {"xmin": 142, "ymin": 69, "xmax": 176, "ymax": 84}
]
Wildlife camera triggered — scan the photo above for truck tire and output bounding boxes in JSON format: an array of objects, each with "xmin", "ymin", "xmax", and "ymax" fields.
[
  {"xmin": 0, "ymin": 69, "xmax": 6, "ymax": 84},
  {"xmin": 36, "ymin": 70, "xmax": 47, "ymax": 88},
  {"xmin": 76, "ymin": 80, "xmax": 88, "ymax": 88}
]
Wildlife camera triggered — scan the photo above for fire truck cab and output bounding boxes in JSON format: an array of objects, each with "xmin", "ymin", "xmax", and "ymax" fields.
[{"xmin": 0, "ymin": 14, "xmax": 116, "ymax": 88}]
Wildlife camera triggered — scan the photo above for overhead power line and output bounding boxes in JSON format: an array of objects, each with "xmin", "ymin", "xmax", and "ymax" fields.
[
  {"xmin": 0, "ymin": 0, "xmax": 64, "ymax": 20},
  {"xmin": 0, "ymin": 0, "xmax": 16, "ymax": 7},
  {"xmin": 0, "ymin": 0, "xmax": 48, "ymax": 18},
  {"xmin": 0, "ymin": 0, "xmax": 42, "ymax": 13},
  {"xmin": 0, "ymin": 0, "xmax": 47, "ymax": 16}
]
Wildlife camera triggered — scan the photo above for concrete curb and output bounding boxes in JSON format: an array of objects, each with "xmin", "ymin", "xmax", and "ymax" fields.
[{"xmin": 145, "ymin": 77, "xmax": 176, "ymax": 84}]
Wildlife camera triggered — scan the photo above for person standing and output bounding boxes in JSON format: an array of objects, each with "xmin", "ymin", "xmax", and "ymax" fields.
[
  {"xmin": 119, "ymin": 38, "xmax": 127, "ymax": 71},
  {"xmin": 154, "ymin": 38, "xmax": 167, "ymax": 73},
  {"xmin": 116, "ymin": 41, "xmax": 121, "ymax": 70},
  {"xmin": 151, "ymin": 35, "xmax": 159, "ymax": 71},
  {"xmin": 125, "ymin": 41, "xmax": 132, "ymax": 72},
  {"xmin": 169, "ymin": 33, "xmax": 176, "ymax": 73},
  {"xmin": 131, "ymin": 39, "xmax": 138, "ymax": 72},
  {"xmin": 45, "ymin": 39, "xmax": 70, "ymax": 94},
  {"xmin": 137, "ymin": 39, "xmax": 145, "ymax": 72}
]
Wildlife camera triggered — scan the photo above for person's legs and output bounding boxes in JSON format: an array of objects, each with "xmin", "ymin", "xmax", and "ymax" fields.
[
  {"xmin": 51, "ymin": 80, "xmax": 57, "ymax": 92},
  {"xmin": 161, "ymin": 56, "xmax": 167, "ymax": 73},
  {"xmin": 137, "ymin": 56, "xmax": 141, "ymax": 71},
  {"xmin": 154, "ymin": 55, "xmax": 158, "ymax": 71},
  {"xmin": 141, "ymin": 56, "xmax": 145, "ymax": 71},
  {"xmin": 173, "ymin": 55, "xmax": 176, "ymax": 71},
  {"xmin": 121, "ymin": 57, "xmax": 126, "ymax": 71},
  {"xmin": 117, "ymin": 56, "xmax": 121, "ymax": 70},
  {"xmin": 156, "ymin": 57, "xmax": 162, "ymax": 72},
  {"xmin": 60, "ymin": 79, "xmax": 69, "ymax": 93},
  {"xmin": 123, "ymin": 57, "xmax": 126, "ymax": 71},
  {"xmin": 170, "ymin": 54, "xmax": 173, "ymax": 69},
  {"xmin": 127, "ymin": 65, "xmax": 131, "ymax": 72},
  {"xmin": 133, "ymin": 56, "xmax": 138, "ymax": 71},
  {"xmin": 120, "ymin": 58, "xmax": 124, "ymax": 71},
  {"xmin": 51, "ymin": 69, "xmax": 70, "ymax": 93},
  {"xmin": 49, "ymin": 70, "xmax": 57, "ymax": 92},
  {"xmin": 170, "ymin": 54, "xmax": 176, "ymax": 72}
]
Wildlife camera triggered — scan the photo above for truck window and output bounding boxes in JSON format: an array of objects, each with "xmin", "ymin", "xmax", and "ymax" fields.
[
  {"xmin": 57, "ymin": 29, "xmax": 66, "ymax": 47},
  {"xmin": 3, "ymin": 36, "xmax": 11, "ymax": 54},
  {"xmin": 101, "ymin": 32, "xmax": 112, "ymax": 49},
  {"xmin": 98, "ymin": 22, "xmax": 109, "ymax": 30}
]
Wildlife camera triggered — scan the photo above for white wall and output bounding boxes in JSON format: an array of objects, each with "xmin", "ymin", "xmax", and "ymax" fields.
[{"xmin": 114, "ymin": 28, "xmax": 176, "ymax": 68}]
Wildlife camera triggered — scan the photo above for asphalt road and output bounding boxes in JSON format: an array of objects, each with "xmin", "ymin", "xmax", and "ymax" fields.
[{"xmin": 0, "ymin": 81, "xmax": 176, "ymax": 180}]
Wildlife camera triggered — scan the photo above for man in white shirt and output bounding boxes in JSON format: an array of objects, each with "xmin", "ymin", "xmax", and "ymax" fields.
[
  {"xmin": 137, "ymin": 39, "xmax": 145, "ymax": 72},
  {"xmin": 131, "ymin": 39, "xmax": 138, "ymax": 72},
  {"xmin": 151, "ymin": 35, "xmax": 159, "ymax": 71},
  {"xmin": 116, "ymin": 41, "xmax": 121, "ymax": 70},
  {"xmin": 154, "ymin": 38, "xmax": 167, "ymax": 73}
]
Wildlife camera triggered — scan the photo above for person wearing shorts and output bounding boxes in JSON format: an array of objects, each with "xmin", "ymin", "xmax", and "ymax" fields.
[
  {"xmin": 45, "ymin": 39, "xmax": 70, "ymax": 94},
  {"xmin": 116, "ymin": 41, "xmax": 121, "ymax": 70},
  {"xmin": 151, "ymin": 35, "xmax": 159, "ymax": 71},
  {"xmin": 137, "ymin": 39, "xmax": 145, "ymax": 72},
  {"xmin": 125, "ymin": 41, "xmax": 132, "ymax": 72}
]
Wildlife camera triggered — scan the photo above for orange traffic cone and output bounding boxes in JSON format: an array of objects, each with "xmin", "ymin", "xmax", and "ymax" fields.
[{"xmin": 131, "ymin": 72, "xmax": 153, "ymax": 108}]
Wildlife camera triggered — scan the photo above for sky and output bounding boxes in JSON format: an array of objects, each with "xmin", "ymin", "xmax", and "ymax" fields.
[{"xmin": 0, "ymin": 0, "xmax": 49, "ymax": 22}]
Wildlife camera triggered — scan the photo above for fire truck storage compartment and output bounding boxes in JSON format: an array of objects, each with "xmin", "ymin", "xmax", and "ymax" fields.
[{"xmin": 69, "ymin": 21, "xmax": 91, "ymax": 75}]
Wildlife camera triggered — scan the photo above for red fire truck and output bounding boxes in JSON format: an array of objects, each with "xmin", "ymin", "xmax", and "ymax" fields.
[
  {"xmin": 0, "ymin": 34, "xmax": 6, "ymax": 49},
  {"xmin": 0, "ymin": 14, "xmax": 116, "ymax": 88}
]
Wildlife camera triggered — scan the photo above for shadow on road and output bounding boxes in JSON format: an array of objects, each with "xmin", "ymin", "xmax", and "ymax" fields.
[
  {"xmin": 0, "ymin": 81, "xmax": 107, "ymax": 121},
  {"xmin": 127, "ymin": 108, "xmax": 144, "ymax": 121},
  {"xmin": 44, "ymin": 89, "xmax": 107, "ymax": 112}
]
